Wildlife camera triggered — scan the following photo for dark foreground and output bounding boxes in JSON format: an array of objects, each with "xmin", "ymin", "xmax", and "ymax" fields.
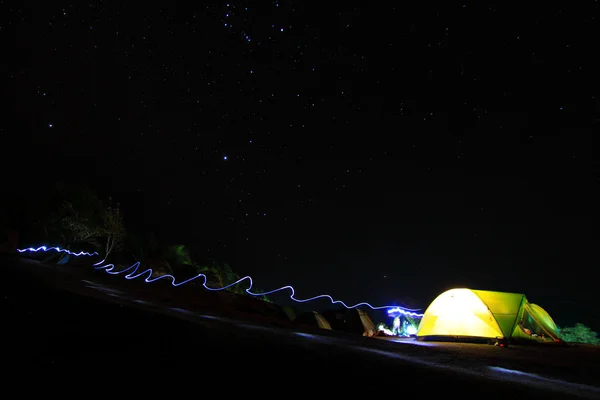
[{"xmin": 2, "ymin": 254, "xmax": 599, "ymax": 398}]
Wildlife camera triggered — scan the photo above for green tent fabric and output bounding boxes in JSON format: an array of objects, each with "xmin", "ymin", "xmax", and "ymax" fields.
[
  {"xmin": 471, "ymin": 290, "xmax": 526, "ymax": 338},
  {"xmin": 417, "ymin": 288, "xmax": 562, "ymax": 343},
  {"xmin": 511, "ymin": 302, "xmax": 561, "ymax": 342}
]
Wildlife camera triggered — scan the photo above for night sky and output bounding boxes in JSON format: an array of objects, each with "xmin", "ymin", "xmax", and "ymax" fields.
[{"xmin": 6, "ymin": 2, "xmax": 600, "ymax": 327}]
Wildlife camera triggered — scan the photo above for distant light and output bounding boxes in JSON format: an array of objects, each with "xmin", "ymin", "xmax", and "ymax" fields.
[
  {"xmin": 19, "ymin": 245, "xmax": 424, "ymax": 313},
  {"xmin": 223, "ymin": 156, "xmax": 227, "ymax": 160},
  {"xmin": 48, "ymin": 124, "xmax": 53, "ymax": 128},
  {"xmin": 378, "ymin": 324, "xmax": 394, "ymax": 336},
  {"xmin": 387, "ymin": 307, "xmax": 418, "ymax": 316},
  {"xmin": 280, "ymin": 28, "xmax": 284, "ymax": 32}
]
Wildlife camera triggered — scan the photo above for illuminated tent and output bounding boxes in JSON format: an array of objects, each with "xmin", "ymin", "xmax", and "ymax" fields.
[{"xmin": 416, "ymin": 288, "xmax": 562, "ymax": 343}]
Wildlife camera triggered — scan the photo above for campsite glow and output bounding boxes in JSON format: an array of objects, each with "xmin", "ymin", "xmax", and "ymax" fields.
[
  {"xmin": 378, "ymin": 324, "xmax": 395, "ymax": 336},
  {"xmin": 18, "ymin": 245, "xmax": 422, "ymax": 312},
  {"xmin": 388, "ymin": 307, "xmax": 424, "ymax": 317}
]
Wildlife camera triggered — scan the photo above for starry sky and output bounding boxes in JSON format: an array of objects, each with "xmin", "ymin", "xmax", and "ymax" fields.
[{"xmin": 5, "ymin": 2, "xmax": 600, "ymax": 327}]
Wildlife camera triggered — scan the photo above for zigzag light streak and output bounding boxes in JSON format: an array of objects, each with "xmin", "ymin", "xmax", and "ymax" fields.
[
  {"xmin": 17, "ymin": 246, "xmax": 98, "ymax": 257},
  {"xmin": 17, "ymin": 246, "xmax": 423, "ymax": 316}
]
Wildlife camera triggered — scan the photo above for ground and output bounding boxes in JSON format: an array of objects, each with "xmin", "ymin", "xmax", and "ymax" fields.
[{"xmin": 2, "ymin": 253, "xmax": 599, "ymax": 398}]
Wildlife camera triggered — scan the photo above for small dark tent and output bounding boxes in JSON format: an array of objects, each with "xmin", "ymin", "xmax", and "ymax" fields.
[
  {"xmin": 321, "ymin": 308, "xmax": 377, "ymax": 336},
  {"xmin": 282, "ymin": 306, "xmax": 300, "ymax": 322},
  {"xmin": 294, "ymin": 311, "xmax": 333, "ymax": 330}
]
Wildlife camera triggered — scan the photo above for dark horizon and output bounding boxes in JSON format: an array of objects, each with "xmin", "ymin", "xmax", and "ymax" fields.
[{"xmin": 5, "ymin": 2, "xmax": 599, "ymax": 331}]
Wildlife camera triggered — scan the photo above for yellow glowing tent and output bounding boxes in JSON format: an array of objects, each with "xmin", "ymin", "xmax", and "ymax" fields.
[{"xmin": 416, "ymin": 288, "xmax": 561, "ymax": 343}]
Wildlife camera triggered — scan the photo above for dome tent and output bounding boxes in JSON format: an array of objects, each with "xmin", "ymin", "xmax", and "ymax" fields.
[{"xmin": 416, "ymin": 288, "xmax": 562, "ymax": 344}]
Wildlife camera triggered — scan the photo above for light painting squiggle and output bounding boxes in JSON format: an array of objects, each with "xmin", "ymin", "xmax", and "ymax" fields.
[
  {"xmin": 17, "ymin": 246, "xmax": 423, "ymax": 315},
  {"xmin": 17, "ymin": 245, "xmax": 98, "ymax": 257}
]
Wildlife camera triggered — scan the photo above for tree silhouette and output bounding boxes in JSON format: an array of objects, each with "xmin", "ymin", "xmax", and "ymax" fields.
[
  {"xmin": 99, "ymin": 198, "xmax": 126, "ymax": 261},
  {"xmin": 558, "ymin": 324, "xmax": 600, "ymax": 345}
]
